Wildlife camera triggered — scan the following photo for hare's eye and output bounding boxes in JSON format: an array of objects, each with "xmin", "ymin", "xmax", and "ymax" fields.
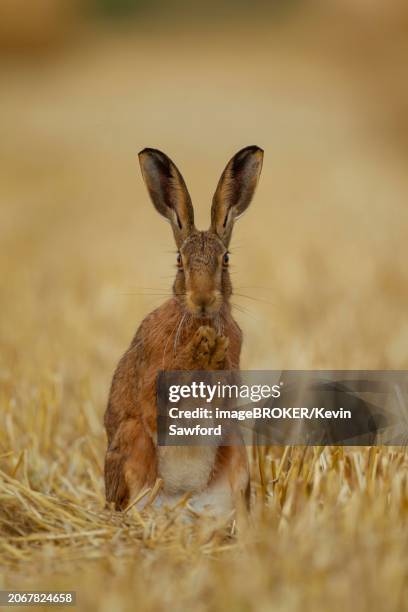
[
  {"xmin": 223, "ymin": 252, "xmax": 230, "ymax": 266},
  {"xmin": 177, "ymin": 252, "xmax": 183, "ymax": 268}
]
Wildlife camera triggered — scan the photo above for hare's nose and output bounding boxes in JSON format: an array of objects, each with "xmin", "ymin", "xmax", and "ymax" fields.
[
  {"xmin": 191, "ymin": 294, "xmax": 216, "ymax": 315},
  {"xmin": 196, "ymin": 295, "xmax": 215, "ymax": 309}
]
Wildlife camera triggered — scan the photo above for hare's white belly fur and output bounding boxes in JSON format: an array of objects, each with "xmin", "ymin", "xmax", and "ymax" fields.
[
  {"xmin": 154, "ymin": 446, "xmax": 233, "ymax": 514},
  {"xmin": 158, "ymin": 446, "xmax": 217, "ymax": 494}
]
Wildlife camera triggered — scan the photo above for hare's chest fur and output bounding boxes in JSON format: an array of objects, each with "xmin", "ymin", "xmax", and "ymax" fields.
[{"xmin": 158, "ymin": 446, "xmax": 217, "ymax": 495}]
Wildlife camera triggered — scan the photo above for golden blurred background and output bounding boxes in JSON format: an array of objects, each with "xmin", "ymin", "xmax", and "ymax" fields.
[
  {"xmin": 1, "ymin": 0, "xmax": 408, "ymax": 383},
  {"xmin": 0, "ymin": 1, "xmax": 408, "ymax": 609}
]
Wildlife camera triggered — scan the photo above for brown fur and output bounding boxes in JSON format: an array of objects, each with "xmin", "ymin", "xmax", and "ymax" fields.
[{"xmin": 104, "ymin": 146, "xmax": 263, "ymax": 511}]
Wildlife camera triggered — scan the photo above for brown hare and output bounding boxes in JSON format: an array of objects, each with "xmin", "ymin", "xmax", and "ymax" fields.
[{"xmin": 104, "ymin": 145, "xmax": 264, "ymax": 513}]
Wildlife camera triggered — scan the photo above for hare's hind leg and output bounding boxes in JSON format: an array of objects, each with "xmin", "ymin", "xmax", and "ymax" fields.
[{"xmin": 104, "ymin": 417, "xmax": 157, "ymax": 511}]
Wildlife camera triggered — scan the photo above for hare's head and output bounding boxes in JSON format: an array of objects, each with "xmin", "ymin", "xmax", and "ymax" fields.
[{"xmin": 138, "ymin": 146, "xmax": 263, "ymax": 319}]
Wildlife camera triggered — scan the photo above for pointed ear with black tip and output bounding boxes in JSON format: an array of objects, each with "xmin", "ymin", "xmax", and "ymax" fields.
[
  {"xmin": 210, "ymin": 145, "xmax": 263, "ymax": 246},
  {"xmin": 138, "ymin": 148, "xmax": 195, "ymax": 247}
]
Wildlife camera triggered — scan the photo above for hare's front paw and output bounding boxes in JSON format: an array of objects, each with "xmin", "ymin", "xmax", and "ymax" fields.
[
  {"xmin": 192, "ymin": 325, "xmax": 229, "ymax": 369},
  {"xmin": 209, "ymin": 333, "xmax": 229, "ymax": 369}
]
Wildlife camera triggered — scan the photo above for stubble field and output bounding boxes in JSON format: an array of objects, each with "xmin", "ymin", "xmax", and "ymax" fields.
[{"xmin": 1, "ymin": 13, "xmax": 408, "ymax": 611}]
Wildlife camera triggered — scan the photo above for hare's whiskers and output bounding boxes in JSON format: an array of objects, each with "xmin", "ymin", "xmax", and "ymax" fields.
[
  {"xmin": 161, "ymin": 320, "xmax": 178, "ymax": 367},
  {"xmin": 173, "ymin": 313, "xmax": 188, "ymax": 355},
  {"xmin": 234, "ymin": 292, "xmax": 274, "ymax": 305},
  {"xmin": 231, "ymin": 302, "xmax": 261, "ymax": 322},
  {"xmin": 216, "ymin": 314, "xmax": 224, "ymax": 336}
]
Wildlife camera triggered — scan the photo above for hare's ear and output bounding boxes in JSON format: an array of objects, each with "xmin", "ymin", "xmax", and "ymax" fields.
[
  {"xmin": 138, "ymin": 148, "xmax": 195, "ymax": 247},
  {"xmin": 211, "ymin": 145, "xmax": 263, "ymax": 246}
]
